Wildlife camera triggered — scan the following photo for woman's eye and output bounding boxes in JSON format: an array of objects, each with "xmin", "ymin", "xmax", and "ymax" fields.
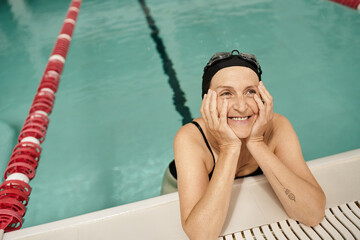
[
  {"xmin": 246, "ymin": 89, "xmax": 257, "ymax": 95},
  {"xmin": 220, "ymin": 91, "xmax": 231, "ymax": 96}
]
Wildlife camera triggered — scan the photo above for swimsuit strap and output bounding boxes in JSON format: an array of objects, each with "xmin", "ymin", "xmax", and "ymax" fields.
[{"xmin": 191, "ymin": 121, "xmax": 216, "ymax": 179}]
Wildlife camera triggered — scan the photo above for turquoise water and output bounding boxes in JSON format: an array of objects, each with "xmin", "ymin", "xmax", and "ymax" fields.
[{"xmin": 0, "ymin": 0, "xmax": 359, "ymax": 228}]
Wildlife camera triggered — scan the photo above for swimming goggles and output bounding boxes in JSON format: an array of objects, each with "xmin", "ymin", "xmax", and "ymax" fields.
[{"xmin": 204, "ymin": 50, "xmax": 262, "ymax": 76}]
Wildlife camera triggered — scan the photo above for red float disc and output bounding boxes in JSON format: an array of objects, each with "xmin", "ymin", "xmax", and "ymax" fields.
[
  {"xmin": 18, "ymin": 128, "xmax": 45, "ymax": 143},
  {"xmin": 38, "ymin": 80, "xmax": 59, "ymax": 93},
  {"xmin": 4, "ymin": 163, "xmax": 36, "ymax": 180},
  {"xmin": 9, "ymin": 154, "xmax": 38, "ymax": 169},
  {"xmin": 0, "ymin": 189, "xmax": 28, "ymax": 206},
  {"xmin": 24, "ymin": 117, "xmax": 49, "ymax": 130},
  {"xmin": 52, "ymin": 38, "xmax": 71, "ymax": 58},
  {"xmin": 35, "ymin": 90, "xmax": 55, "ymax": 102},
  {"xmin": 12, "ymin": 148, "xmax": 39, "ymax": 158},
  {"xmin": 43, "ymin": 70, "xmax": 60, "ymax": 82},
  {"xmin": 22, "ymin": 122, "xmax": 47, "ymax": 135},
  {"xmin": 29, "ymin": 102, "xmax": 53, "ymax": 115},
  {"xmin": 0, "ymin": 199, "xmax": 26, "ymax": 217},
  {"xmin": 66, "ymin": 10, "xmax": 78, "ymax": 21},
  {"xmin": 13, "ymin": 141, "xmax": 41, "ymax": 155},
  {"xmin": 0, "ymin": 209, "xmax": 23, "ymax": 232},
  {"xmin": 32, "ymin": 97, "xmax": 54, "ymax": 111},
  {"xmin": 60, "ymin": 22, "xmax": 75, "ymax": 36},
  {"xmin": 44, "ymin": 59, "xmax": 64, "ymax": 74},
  {"xmin": 0, "ymin": 180, "xmax": 31, "ymax": 196},
  {"xmin": 71, "ymin": 1, "xmax": 81, "ymax": 9}
]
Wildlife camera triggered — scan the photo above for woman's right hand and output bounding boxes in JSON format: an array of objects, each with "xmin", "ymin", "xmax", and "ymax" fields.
[{"xmin": 200, "ymin": 89, "xmax": 241, "ymax": 150}]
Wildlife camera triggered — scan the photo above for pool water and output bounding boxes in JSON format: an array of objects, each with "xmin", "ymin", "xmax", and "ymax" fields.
[{"xmin": 0, "ymin": 0, "xmax": 359, "ymax": 228}]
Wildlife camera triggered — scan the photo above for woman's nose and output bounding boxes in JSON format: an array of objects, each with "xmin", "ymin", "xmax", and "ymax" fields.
[{"xmin": 232, "ymin": 96, "xmax": 248, "ymax": 113}]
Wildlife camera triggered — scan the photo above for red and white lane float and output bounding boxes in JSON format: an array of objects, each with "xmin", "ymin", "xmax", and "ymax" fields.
[
  {"xmin": 330, "ymin": 0, "xmax": 360, "ymax": 9},
  {"xmin": 0, "ymin": 0, "xmax": 81, "ymax": 235}
]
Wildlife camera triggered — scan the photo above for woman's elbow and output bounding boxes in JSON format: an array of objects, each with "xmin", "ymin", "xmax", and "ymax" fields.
[
  {"xmin": 184, "ymin": 231, "xmax": 218, "ymax": 240},
  {"xmin": 291, "ymin": 207, "xmax": 325, "ymax": 227},
  {"xmin": 303, "ymin": 208, "xmax": 325, "ymax": 227},
  {"xmin": 301, "ymin": 192, "xmax": 326, "ymax": 227},
  {"xmin": 182, "ymin": 219, "xmax": 220, "ymax": 240}
]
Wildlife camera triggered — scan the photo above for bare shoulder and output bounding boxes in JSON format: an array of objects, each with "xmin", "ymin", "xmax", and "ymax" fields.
[
  {"xmin": 174, "ymin": 122, "xmax": 196, "ymax": 140},
  {"xmin": 174, "ymin": 119, "xmax": 207, "ymax": 160},
  {"xmin": 270, "ymin": 113, "xmax": 304, "ymax": 164},
  {"xmin": 265, "ymin": 113, "xmax": 302, "ymax": 159},
  {"xmin": 174, "ymin": 121, "xmax": 202, "ymax": 147},
  {"xmin": 264, "ymin": 113, "xmax": 293, "ymax": 150},
  {"xmin": 272, "ymin": 113, "xmax": 292, "ymax": 129},
  {"xmin": 270, "ymin": 113, "xmax": 297, "ymax": 141}
]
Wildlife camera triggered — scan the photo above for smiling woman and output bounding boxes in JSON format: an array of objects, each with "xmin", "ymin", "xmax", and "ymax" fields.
[
  {"xmin": 211, "ymin": 66, "xmax": 260, "ymax": 139},
  {"xmin": 162, "ymin": 50, "xmax": 326, "ymax": 240}
]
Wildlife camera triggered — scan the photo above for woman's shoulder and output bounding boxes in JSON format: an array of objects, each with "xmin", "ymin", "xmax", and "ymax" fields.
[
  {"xmin": 174, "ymin": 118, "xmax": 204, "ymax": 143},
  {"xmin": 272, "ymin": 113, "xmax": 291, "ymax": 127},
  {"xmin": 174, "ymin": 118, "xmax": 211, "ymax": 155},
  {"xmin": 271, "ymin": 113, "xmax": 294, "ymax": 131},
  {"xmin": 174, "ymin": 118, "xmax": 210, "ymax": 167},
  {"xmin": 265, "ymin": 113, "xmax": 293, "ymax": 145},
  {"xmin": 268, "ymin": 113, "xmax": 298, "ymax": 146}
]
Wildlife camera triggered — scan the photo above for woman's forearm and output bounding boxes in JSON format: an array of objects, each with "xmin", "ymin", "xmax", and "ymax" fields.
[
  {"xmin": 183, "ymin": 147, "xmax": 239, "ymax": 240},
  {"xmin": 247, "ymin": 141, "xmax": 326, "ymax": 226}
]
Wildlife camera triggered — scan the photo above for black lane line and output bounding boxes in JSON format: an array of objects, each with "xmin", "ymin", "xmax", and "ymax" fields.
[{"xmin": 138, "ymin": 0, "xmax": 193, "ymax": 125}]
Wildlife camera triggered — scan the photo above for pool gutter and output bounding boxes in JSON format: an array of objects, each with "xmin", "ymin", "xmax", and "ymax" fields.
[{"xmin": 3, "ymin": 148, "xmax": 360, "ymax": 240}]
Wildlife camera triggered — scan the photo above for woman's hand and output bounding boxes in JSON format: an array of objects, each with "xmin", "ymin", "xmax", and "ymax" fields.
[
  {"xmin": 200, "ymin": 89, "xmax": 241, "ymax": 150},
  {"xmin": 247, "ymin": 81, "xmax": 274, "ymax": 143}
]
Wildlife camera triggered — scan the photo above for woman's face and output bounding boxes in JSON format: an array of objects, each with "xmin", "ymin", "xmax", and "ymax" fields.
[{"xmin": 209, "ymin": 66, "xmax": 260, "ymax": 139}]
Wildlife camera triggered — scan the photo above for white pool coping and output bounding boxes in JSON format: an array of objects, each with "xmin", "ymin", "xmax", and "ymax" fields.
[{"xmin": 3, "ymin": 148, "xmax": 360, "ymax": 240}]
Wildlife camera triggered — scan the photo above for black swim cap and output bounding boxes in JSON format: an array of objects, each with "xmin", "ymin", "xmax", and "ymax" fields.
[{"xmin": 202, "ymin": 50, "xmax": 262, "ymax": 98}]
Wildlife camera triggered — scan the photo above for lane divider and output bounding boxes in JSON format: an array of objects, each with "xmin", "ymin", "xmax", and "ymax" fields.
[
  {"xmin": 0, "ymin": 0, "xmax": 81, "ymax": 235},
  {"xmin": 138, "ymin": 0, "xmax": 193, "ymax": 125},
  {"xmin": 330, "ymin": 0, "xmax": 360, "ymax": 10}
]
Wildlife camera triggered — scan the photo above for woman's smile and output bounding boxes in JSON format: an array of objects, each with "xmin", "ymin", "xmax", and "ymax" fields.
[
  {"xmin": 228, "ymin": 115, "xmax": 253, "ymax": 125},
  {"xmin": 229, "ymin": 116, "xmax": 250, "ymax": 120},
  {"xmin": 227, "ymin": 114, "xmax": 256, "ymax": 138}
]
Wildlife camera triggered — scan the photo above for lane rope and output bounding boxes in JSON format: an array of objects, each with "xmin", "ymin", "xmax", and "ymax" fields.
[
  {"xmin": 330, "ymin": 0, "xmax": 360, "ymax": 10},
  {"xmin": 0, "ymin": 0, "xmax": 82, "ymax": 234}
]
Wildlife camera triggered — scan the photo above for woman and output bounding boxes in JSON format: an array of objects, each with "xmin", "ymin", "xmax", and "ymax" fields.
[{"xmin": 162, "ymin": 50, "xmax": 326, "ymax": 240}]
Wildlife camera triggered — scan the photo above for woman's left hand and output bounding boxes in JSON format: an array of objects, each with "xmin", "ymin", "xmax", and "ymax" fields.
[{"xmin": 247, "ymin": 81, "xmax": 274, "ymax": 143}]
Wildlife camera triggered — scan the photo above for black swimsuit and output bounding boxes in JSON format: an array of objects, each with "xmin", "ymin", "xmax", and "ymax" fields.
[{"xmin": 169, "ymin": 121, "xmax": 263, "ymax": 180}]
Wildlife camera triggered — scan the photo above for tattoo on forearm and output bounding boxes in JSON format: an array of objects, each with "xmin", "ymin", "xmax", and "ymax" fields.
[
  {"xmin": 274, "ymin": 174, "xmax": 296, "ymax": 202},
  {"xmin": 285, "ymin": 189, "xmax": 296, "ymax": 202}
]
